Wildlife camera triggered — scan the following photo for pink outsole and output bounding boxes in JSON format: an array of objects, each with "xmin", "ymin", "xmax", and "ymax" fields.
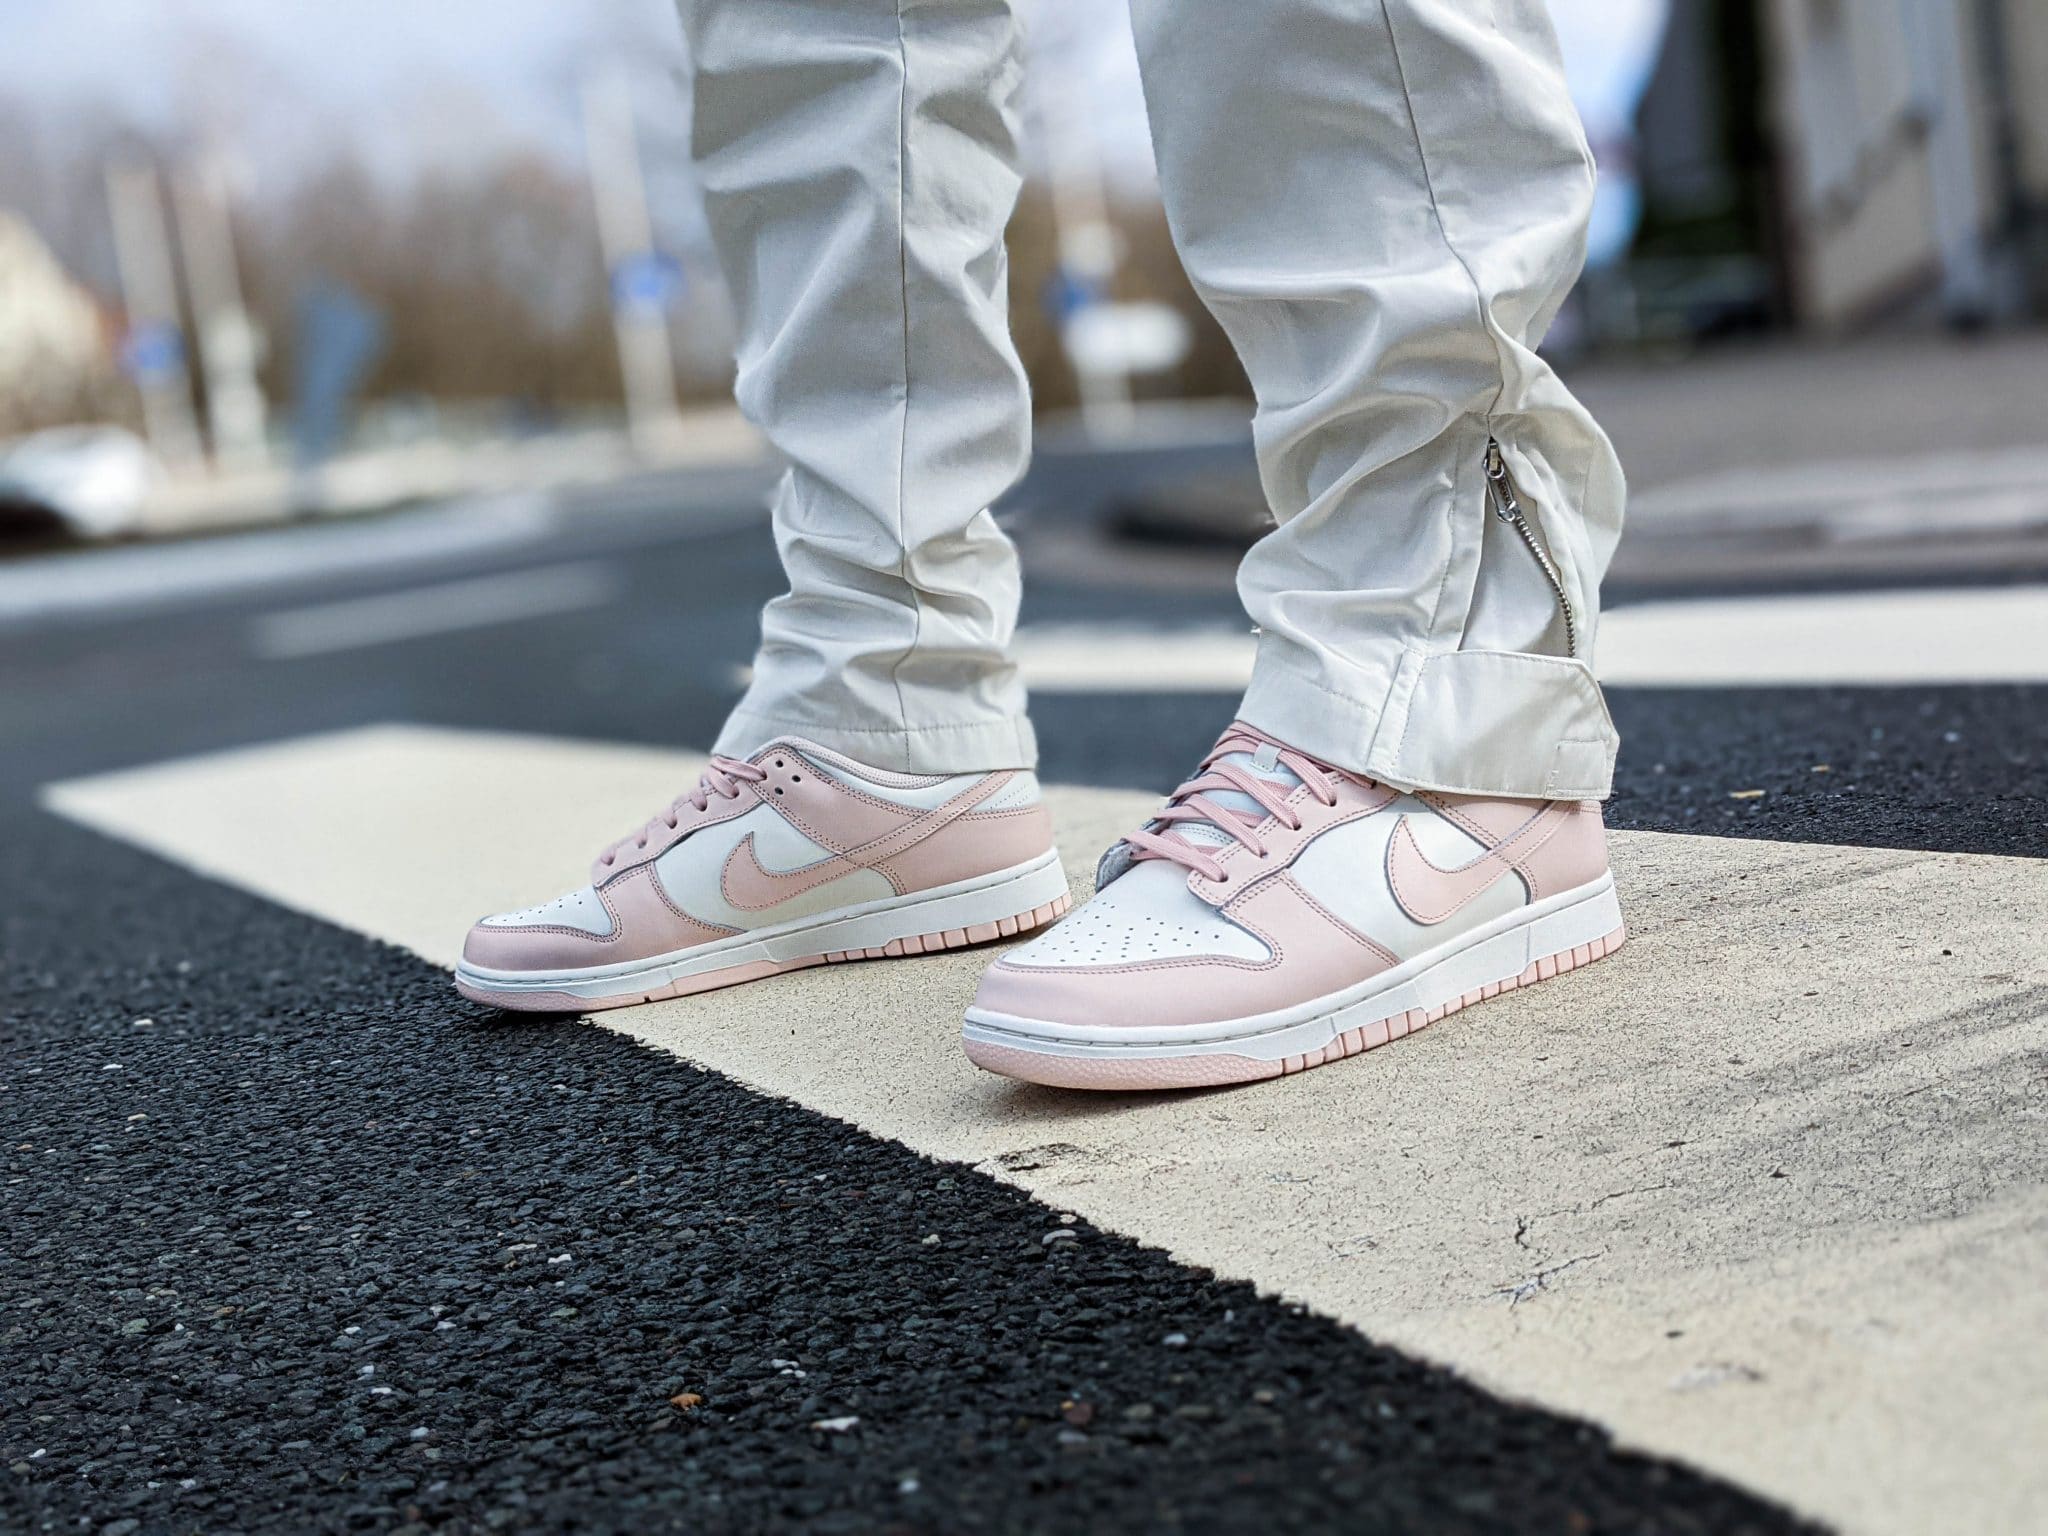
[
  {"xmin": 962, "ymin": 922, "xmax": 1626, "ymax": 1092},
  {"xmin": 456, "ymin": 892, "xmax": 1074, "ymax": 1015}
]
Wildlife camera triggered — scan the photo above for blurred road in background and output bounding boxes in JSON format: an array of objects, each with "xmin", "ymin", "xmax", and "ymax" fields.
[{"xmin": 7, "ymin": 332, "xmax": 2045, "ymax": 854}]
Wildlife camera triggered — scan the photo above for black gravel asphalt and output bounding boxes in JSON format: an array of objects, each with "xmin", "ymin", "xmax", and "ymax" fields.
[{"xmin": 1, "ymin": 802, "xmax": 1813, "ymax": 1535}]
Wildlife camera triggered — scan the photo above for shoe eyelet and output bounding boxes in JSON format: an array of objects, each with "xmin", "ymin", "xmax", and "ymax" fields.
[
  {"xmin": 774, "ymin": 787, "xmax": 784, "ymax": 796},
  {"xmin": 791, "ymin": 774, "xmax": 801, "ymax": 783}
]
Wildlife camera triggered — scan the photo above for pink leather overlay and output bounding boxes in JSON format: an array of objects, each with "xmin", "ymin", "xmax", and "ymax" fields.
[
  {"xmin": 595, "ymin": 748, "xmax": 1036, "ymax": 904},
  {"xmin": 1513, "ymin": 800, "xmax": 1609, "ymax": 901},
  {"xmin": 963, "ymin": 922, "xmax": 1626, "ymax": 1090},
  {"xmin": 1386, "ymin": 802, "xmax": 1572, "ymax": 926},
  {"xmin": 720, "ymin": 834, "xmax": 867, "ymax": 911},
  {"xmin": 874, "ymin": 806, "xmax": 1055, "ymax": 892},
  {"xmin": 720, "ymin": 758, "xmax": 1030, "ymax": 902},
  {"xmin": 1415, "ymin": 791, "xmax": 1544, "ymax": 845},
  {"xmin": 464, "ymin": 866, "xmax": 737, "ymax": 971},
  {"xmin": 752, "ymin": 754, "xmax": 920, "ymax": 853},
  {"xmin": 976, "ymin": 874, "xmax": 1392, "ymax": 1031},
  {"xmin": 1408, "ymin": 793, "xmax": 1609, "ymax": 908}
]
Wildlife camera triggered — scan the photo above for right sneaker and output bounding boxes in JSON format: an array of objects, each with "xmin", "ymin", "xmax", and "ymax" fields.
[
  {"xmin": 962, "ymin": 722, "xmax": 1624, "ymax": 1090},
  {"xmin": 455, "ymin": 738, "xmax": 1070, "ymax": 1012}
]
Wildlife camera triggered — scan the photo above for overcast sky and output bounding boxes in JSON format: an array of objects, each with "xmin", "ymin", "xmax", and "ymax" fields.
[
  {"xmin": 0, "ymin": 0, "xmax": 683, "ymax": 194},
  {"xmin": 0, "ymin": 0, "xmax": 1663, "ymax": 213}
]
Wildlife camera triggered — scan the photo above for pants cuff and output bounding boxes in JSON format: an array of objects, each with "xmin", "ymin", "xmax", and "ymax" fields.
[{"xmin": 1237, "ymin": 637, "xmax": 1617, "ymax": 800}]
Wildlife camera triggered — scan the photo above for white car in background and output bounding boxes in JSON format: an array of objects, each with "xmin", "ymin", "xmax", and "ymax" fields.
[{"xmin": 0, "ymin": 425, "xmax": 160, "ymax": 540}]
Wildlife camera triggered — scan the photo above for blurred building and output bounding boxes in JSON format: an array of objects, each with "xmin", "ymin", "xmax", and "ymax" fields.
[
  {"xmin": 1764, "ymin": 0, "xmax": 2048, "ymax": 329},
  {"xmin": 0, "ymin": 212, "xmax": 113, "ymax": 435}
]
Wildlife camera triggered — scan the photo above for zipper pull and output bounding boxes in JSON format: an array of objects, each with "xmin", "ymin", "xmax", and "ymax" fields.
[
  {"xmin": 1482, "ymin": 436, "xmax": 1579, "ymax": 658},
  {"xmin": 1484, "ymin": 438, "xmax": 1523, "ymax": 524}
]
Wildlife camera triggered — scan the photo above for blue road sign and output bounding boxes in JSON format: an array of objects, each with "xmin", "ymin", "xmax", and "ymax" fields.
[
  {"xmin": 1042, "ymin": 267, "xmax": 1105, "ymax": 325},
  {"xmin": 119, "ymin": 322, "xmax": 186, "ymax": 384},
  {"xmin": 293, "ymin": 282, "xmax": 386, "ymax": 472},
  {"xmin": 611, "ymin": 252, "xmax": 683, "ymax": 316}
]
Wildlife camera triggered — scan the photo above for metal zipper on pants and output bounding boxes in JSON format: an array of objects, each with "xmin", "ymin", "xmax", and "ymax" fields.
[{"xmin": 1484, "ymin": 437, "xmax": 1577, "ymax": 658}]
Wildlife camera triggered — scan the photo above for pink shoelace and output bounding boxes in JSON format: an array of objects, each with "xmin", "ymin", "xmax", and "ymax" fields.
[
  {"xmin": 596, "ymin": 755, "xmax": 767, "ymax": 871},
  {"xmin": 1121, "ymin": 727, "xmax": 1354, "ymax": 883}
]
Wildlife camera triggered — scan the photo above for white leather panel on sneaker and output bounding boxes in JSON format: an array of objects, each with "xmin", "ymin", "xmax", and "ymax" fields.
[
  {"xmin": 980, "ymin": 771, "xmax": 1042, "ymax": 811},
  {"xmin": 1004, "ymin": 859, "xmax": 1270, "ymax": 969},
  {"xmin": 478, "ymin": 884, "xmax": 614, "ymax": 936},
  {"xmin": 797, "ymin": 751, "xmax": 986, "ymax": 811},
  {"xmin": 653, "ymin": 803, "xmax": 895, "ymax": 931},
  {"xmin": 1290, "ymin": 796, "xmax": 1528, "ymax": 959}
]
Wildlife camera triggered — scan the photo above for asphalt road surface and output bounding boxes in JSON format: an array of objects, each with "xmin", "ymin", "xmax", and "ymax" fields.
[{"xmin": 3, "ymin": 443, "xmax": 2041, "ymax": 1533}]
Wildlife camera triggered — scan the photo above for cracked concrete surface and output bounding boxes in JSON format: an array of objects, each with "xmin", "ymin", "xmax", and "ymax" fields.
[{"xmin": 46, "ymin": 725, "xmax": 2048, "ymax": 1536}]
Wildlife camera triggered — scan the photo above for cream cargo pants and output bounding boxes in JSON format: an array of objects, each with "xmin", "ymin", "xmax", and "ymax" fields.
[{"xmin": 687, "ymin": 0, "xmax": 1624, "ymax": 800}]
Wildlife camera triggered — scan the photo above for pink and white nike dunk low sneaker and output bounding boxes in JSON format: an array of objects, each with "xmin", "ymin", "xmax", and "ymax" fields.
[
  {"xmin": 963, "ymin": 722, "xmax": 1624, "ymax": 1090},
  {"xmin": 456, "ymin": 739, "xmax": 1070, "ymax": 1012}
]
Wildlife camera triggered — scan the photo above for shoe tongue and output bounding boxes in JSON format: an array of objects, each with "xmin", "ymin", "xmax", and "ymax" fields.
[{"xmin": 1171, "ymin": 742, "xmax": 1300, "ymax": 847}]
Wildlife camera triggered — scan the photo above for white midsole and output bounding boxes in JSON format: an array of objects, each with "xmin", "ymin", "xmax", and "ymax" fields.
[
  {"xmin": 962, "ymin": 872, "xmax": 1621, "ymax": 1063},
  {"xmin": 457, "ymin": 850, "xmax": 1070, "ymax": 1000}
]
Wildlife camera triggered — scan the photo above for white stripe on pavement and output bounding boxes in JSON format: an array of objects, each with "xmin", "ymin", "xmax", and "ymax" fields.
[
  {"xmin": 1628, "ymin": 444, "xmax": 2048, "ymax": 529},
  {"xmin": 1016, "ymin": 626, "xmax": 1258, "ymax": 693},
  {"xmin": 1004, "ymin": 584, "xmax": 2048, "ymax": 693},
  {"xmin": 249, "ymin": 563, "xmax": 618, "ymax": 659},
  {"xmin": 0, "ymin": 493, "xmax": 561, "ymax": 628},
  {"xmin": 1595, "ymin": 584, "xmax": 2048, "ymax": 685},
  {"xmin": 43, "ymin": 726, "xmax": 2048, "ymax": 1536}
]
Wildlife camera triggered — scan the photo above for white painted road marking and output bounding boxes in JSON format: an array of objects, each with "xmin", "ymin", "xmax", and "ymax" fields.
[
  {"xmin": 996, "ymin": 585, "xmax": 2048, "ymax": 693},
  {"xmin": 1628, "ymin": 444, "xmax": 2048, "ymax": 531},
  {"xmin": 249, "ymin": 563, "xmax": 619, "ymax": 659},
  {"xmin": 44, "ymin": 726, "xmax": 2048, "ymax": 1536},
  {"xmin": 1594, "ymin": 584, "xmax": 2048, "ymax": 685},
  {"xmin": 0, "ymin": 493, "xmax": 560, "ymax": 629}
]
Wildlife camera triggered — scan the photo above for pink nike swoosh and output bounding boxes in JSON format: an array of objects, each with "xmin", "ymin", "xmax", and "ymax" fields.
[
  {"xmin": 721, "ymin": 834, "xmax": 864, "ymax": 912},
  {"xmin": 1386, "ymin": 804, "xmax": 1568, "ymax": 926},
  {"xmin": 717, "ymin": 771, "xmax": 1016, "ymax": 912}
]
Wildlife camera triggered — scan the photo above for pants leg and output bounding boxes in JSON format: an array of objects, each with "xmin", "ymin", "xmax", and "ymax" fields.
[
  {"xmin": 682, "ymin": 0, "xmax": 1037, "ymax": 772},
  {"xmin": 1129, "ymin": 0, "xmax": 1625, "ymax": 799}
]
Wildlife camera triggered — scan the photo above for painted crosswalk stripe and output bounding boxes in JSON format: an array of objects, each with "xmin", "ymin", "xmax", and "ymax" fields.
[
  {"xmin": 994, "ymin": 585, "xmax": 2048, "ymax": 693},
  {"xmin": 0, "ymin": 493, "xmax": 561, "ymax": 629},
  {"xmin": 43, "ymin": 726, "xmax": 2048, "ymax": 1536},
  {"xmin": 249, "ymin": 563, "xmax": 619, "ymax": 659}
]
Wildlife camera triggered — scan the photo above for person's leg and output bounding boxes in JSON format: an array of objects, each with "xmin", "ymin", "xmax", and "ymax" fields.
[
  {"xmin": 455, "ymin": 0, "xmax": 1069, "ymax": 1012},
  {"xmin": 684, "ymin": 0, "xmax": 1037, "ymax": 774},
  {"xmin": 964, "ymin": 1, "xmax": 1628, "ymax": 1088},
  {"xmin": 1135, "ymin": 0, "xmax": 1621, "ymax": 799}
]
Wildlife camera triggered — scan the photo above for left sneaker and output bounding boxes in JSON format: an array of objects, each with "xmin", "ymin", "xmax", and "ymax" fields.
[
  {"xmin": 456, "ymin": 738, "xmax": 1069, "ymax": 1013},
  {"xmin": 963, "ymin": 722, "xmax": 1624, "ymax": 1090}
]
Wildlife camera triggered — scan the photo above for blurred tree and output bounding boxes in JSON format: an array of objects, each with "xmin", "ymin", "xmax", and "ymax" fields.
[
  {"xmin": 238, "ymin": 152, "xmax": 638, "ymax": 416},
  {"xmin": 2, "ymin": 115, "xmax": 728, "ymax": 438}
]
